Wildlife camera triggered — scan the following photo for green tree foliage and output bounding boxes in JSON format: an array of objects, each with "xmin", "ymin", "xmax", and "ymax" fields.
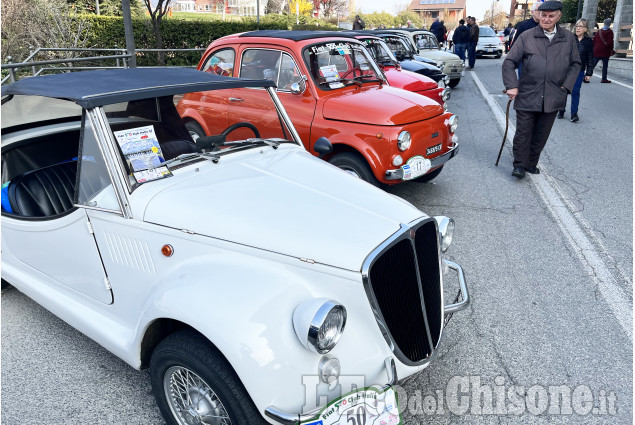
[
  {"xmin": 597, "ymin": 0, "xmax": 617, "ymax": 24},
  {"xmin": 68, "ymin": 0, "xmax": 144, "ymax": 16},
  {"xmin": 396, "ymin": 10, "xmax": 423, "ymax": 28},
  {"xmin": 560, "ymin": 0, "xmax": 579, "ymax": 24},
  {"xmin": 357, "ymin": 12, "xmax": 397, "ymax": 29},
  {"xmin": 83, "ymin": 15, "xmax": 290, "ymax": 67},
  {"xmin": 561, "ymin": 0, "xmax": 617, "ymax": 25}
]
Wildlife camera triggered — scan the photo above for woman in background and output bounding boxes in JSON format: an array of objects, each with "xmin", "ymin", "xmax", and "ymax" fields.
[
  {"xmin": 592, "ymin": 18, "xmax": 614, "ymax": 83},
  {"xmin": 557, "ymin": 19, "xmax": 593, "ymax": 123}
]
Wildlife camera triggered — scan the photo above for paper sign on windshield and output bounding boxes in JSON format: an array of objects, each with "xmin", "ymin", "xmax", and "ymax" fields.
[
  {"xmin": 320, "ymin": 65, "xmax": 340, "ymax": 82},
  {"xmin": 114, "ymin": 125, "xmax": 172, "ymax": 183}
]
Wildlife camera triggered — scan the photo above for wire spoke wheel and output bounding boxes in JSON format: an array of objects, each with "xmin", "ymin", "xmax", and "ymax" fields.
[{"xmin": 164, "ymin": 366, "xmax": 232, "ymax": 425}]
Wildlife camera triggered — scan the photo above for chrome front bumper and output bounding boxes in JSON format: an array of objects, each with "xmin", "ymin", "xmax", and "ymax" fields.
[
  {"xmin": 443, "ymin": 259, "xmax": 471, "ymax": 314},
  {"xmin": 264, "ymin": 261, "xmax": 470, "ymax": 424},
  {"xmin": 385, "ymin": 142, "xmax": 459, "ymax": 181},
  {"xmin": 264, "ymin": 357, "xmax": 399, "ymax": 425}
]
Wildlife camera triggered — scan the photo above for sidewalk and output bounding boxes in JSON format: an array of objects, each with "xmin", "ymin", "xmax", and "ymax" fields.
[{"xmin": 596, "ymin": 57, "xmax": 633, "ymax": 84}]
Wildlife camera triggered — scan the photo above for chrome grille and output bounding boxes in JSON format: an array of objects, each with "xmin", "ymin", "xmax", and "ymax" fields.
[{"xmin": 362, "ymin": 218, "xmax": 444, "ymax": 365}]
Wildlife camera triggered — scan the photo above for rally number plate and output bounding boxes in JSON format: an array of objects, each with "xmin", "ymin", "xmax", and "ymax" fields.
[
  {"xmin": 401, "ymin": 156, "xmax": 432, "ymax": 180},
  {"xmin": 301, "ymin": 387, "xmax": 401, "ymax": 425}
]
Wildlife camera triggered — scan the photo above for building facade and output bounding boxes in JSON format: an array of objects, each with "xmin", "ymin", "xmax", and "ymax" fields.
[{"xmin": 407, "ymin": 0, "xmax": 467, "ymax": 28}]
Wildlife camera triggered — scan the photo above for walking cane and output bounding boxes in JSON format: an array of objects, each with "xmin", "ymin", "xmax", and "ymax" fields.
[{"xmin": 495, "ymin": 90, "xmax": 513, "ymax": 166}]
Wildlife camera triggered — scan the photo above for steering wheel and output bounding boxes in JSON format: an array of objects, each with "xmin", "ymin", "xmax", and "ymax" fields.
[{"xmin": 220, "ymin": 122, "xmax": 260, "ymax": 139}]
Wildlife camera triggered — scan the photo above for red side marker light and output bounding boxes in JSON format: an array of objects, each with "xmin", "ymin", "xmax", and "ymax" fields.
[{"xmin": 161, "ymin": 244, "xmax": 174, "ymax": 257}]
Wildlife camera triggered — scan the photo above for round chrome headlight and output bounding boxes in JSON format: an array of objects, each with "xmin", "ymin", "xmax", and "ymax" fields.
[
  {"xmin": 293, "ymin": 298, "xmax": 347, "ymax": 354},
  {"xmin": 397, "ymin": 131, "xmax": 411, "ymax": 151},
  {"xmin": 448, "ymin": 115, "xmax": 458, "ymax": 133},
  {"xmin": 434, "ymin": 216, "xmax": 455, "ymax": 252},
  {"xmin": 436, "ymin": 60, "xmax": 445, "ymax": 68},
  {"xmin": 442, "ymin": 88, "xmax": 450, "ymax": 102}
]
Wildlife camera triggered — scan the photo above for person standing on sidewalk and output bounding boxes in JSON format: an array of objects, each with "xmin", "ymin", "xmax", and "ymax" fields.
[
  {"xmin": 502, "ymin": 1, "xmax": 581, "ymax": 179},
  {"xmin": 511, "ymin": 2, "xmax": 540, "ymax": 48},
  {"xmin": 557, "ymin": 19, "xmax": 593, "ymax": 122},
  {"xmin": 352, "ymin": 15, "xmax": 365, "ymax": 30},
  {"xmin": 467, "ymin": 17, "xmax": 479, "ymax": 70},
  {"xmin": 452, "ymin": 19, "xmax": 470, "ymax": 61},
  {"xmin": 592, "ymin": 18, "xmax": 614, "ymax": 83},
  {"xmin": 503, "ymin": 23, "xmax": 513, "ymax": 52}
]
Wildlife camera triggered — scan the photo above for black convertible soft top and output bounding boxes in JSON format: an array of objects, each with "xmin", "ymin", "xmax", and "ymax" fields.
[
  {"xmin": 239, "ymin": 30, "xmax": 357, "ymax": 41},
  {"xmin": 1, "ymin": 68, "xmax": 275, "ymax": 108}
]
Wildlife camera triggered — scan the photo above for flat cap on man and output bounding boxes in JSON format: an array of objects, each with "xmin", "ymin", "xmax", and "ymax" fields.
[{"xmin": 538, "ymin": 1, "xmax": 563, "ymax": 11}]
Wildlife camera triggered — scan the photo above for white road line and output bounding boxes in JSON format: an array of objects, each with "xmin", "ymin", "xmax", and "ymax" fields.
[
  {"xmin": 471, "ymin": 72, "xmax": 634, "ymax": 342},
  {"xmin": 591, "ymin": 73, "xmax": 633, "ymax": 89}
]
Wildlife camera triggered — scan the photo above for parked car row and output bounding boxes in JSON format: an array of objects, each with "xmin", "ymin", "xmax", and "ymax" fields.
[
  {"xmin": 1, "ymin": 29, "xmax": 471, "ymax": 425},
  {"xmin": 180, "ymin": 30, "xmax": 460, "ymax": 187}
]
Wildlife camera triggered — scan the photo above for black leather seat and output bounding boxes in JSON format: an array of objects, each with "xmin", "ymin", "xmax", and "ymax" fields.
[
  {"xmin": 7, "ymin": 160, "xmax": 110, "ymax": 217},
  {"xmin": 8, "ymin": 161, "xmax": 78, "ymax": 217}
]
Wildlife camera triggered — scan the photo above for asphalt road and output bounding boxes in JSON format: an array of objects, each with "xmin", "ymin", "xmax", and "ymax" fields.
[{"xmin": 2, "ymin": 57, "xmax": 632, "ymax": 425}]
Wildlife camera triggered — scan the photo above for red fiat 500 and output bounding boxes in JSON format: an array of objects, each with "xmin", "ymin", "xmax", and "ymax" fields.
[
  {"xmin": 353, "ymin": 34, "xmax": 450, "ymax": 109},
  {"xmin": 178, "ymin": 30, "xmax": 459, "ymax": 185}
]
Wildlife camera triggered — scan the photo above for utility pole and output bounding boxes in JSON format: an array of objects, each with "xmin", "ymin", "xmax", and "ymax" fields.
[{"xmin": 122, "ymin": 0, "xmax": 137, "ymax": 68}]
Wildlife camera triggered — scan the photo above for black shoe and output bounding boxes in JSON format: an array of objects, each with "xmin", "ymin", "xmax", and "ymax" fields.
[
  {"xmin": 570, "ymin": 114, "xmax": 579, "ymax": 122},
  {"xmin": 512, "ymin": 167, "xmax": 526, "ymax": 179},
  {"xmin": 526, "ymin": 166, "xmax": 540, "ymax": 174},
  {"xmin": 556, "ymin": 111, "xmax": 564, "ymax": 119}
]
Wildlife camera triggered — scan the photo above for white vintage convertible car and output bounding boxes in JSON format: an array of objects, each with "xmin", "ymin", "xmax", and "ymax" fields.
[{"xmin": 1, "ymin": 68, "xmax": 469, "ymax": 425}]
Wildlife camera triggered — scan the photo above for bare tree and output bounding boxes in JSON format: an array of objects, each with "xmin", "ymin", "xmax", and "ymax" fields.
[
  {"xmin": 393, "ymin": 2, "xmax": 409, "ymax": 15},
  {"xmin": 317, "ymin": 0, "xmax": 347, "ymax": 18},
  {"xmin": 142, "ymin": 0, "xmax": 173, "ymax": 65},
  {"xmin": 2, "ymin": 0, "xmax": 92, "ymax": 64}
]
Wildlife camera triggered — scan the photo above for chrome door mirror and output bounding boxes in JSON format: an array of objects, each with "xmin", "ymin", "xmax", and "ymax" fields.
[{"xmin": 290, "ymin": 80, "xmax": 305, "ymax": 95}]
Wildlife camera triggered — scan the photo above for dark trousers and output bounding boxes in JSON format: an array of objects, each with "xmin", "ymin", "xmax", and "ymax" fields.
[
  {"xmin": 454, "ymin": 43, "xmax": 467, "ymax": 60},
  {"xmin": 592, "ymin": 57, "xmax": 609, "ymax": 80},
  {"xmin": 467, "ymin": 42, "xmax": 477, "ymax": 67},
  {"xmin": 512, "ymin": 110, "xmax": 558, "ymax": 168},
  {"xmin": 561, "ymin": 71, "xmax": 585, "ymax": 114}
]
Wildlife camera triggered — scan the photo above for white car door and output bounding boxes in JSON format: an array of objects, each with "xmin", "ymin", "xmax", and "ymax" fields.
[{"xmin": 2, "ymin": 209, "xmax": 113, "ymax": 304}]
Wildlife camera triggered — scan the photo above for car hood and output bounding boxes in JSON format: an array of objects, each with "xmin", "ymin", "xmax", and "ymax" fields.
[
  {"xmin": 142, "ymin": 147, "xmax": 424, "ymax": 271},
  {"xmin": 385, "ymin": 68, "xmax": 438, "ymax": 92},
  {"xmin": 321, "ymin": 86, "xmax": 442, "ymax": 124},
  {"xmin": 478, "ymin": 36, "xmax": 502, "ymax": 44},
  {"xmin": 417, "ymin": 50, "xmax": 460, "ymax": 61}
]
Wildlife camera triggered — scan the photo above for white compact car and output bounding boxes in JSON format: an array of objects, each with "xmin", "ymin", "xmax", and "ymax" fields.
[
  {"xmin": 387, "ymin": 29, "xmax": 465, "ymax": 88},
  {"xmin": 477, "ymin": 26, "xmax": 504, "ymax": 58},
  {"xmin": 1, "ymin": 68, "xmax": 470, "ymax": 425}
]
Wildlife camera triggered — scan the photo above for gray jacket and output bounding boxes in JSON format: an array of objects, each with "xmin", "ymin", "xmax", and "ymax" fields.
[{"xmin": 502, "ymin": 25, "xmax": 581, "ymax": 113}]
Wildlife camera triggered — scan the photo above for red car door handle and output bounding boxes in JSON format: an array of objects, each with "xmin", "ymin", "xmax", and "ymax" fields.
[{"xmin": 229, "ymin": 97, "xmax": 244, "ymax": 102}]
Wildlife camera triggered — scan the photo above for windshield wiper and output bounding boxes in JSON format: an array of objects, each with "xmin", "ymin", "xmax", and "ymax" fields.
[
  {"xmin": 223, "ymin": 138, "xmax": 280, "ymax": 149},
  {"xmin": 338, "ymin": 78, "xmax": 363, "ymax": 87},
  {"xmin": 353, "ymin": 75, "xmax": 384, "ymax": 85}
]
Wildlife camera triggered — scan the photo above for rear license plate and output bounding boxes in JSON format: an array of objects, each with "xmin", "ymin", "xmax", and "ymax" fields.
[
  {"xmin": 402, "ymin": 156, "xmax": 432, "ymax": 180},
  {"xmin": 301, "ymin": 387, "xmax": 401, "ymax": 425},
  {"xmin": 426, "ymin": 143, "xmax": 442, "ymax": 156}
]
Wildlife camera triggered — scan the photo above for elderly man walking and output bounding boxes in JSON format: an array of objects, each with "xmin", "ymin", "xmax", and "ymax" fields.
[{"xmin": 502, "ymin": 1, "xmax": 581, "ymax": 179}]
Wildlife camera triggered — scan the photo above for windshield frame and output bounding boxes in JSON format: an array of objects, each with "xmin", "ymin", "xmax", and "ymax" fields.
[
  {"xmin": 414, "ymin": 33, "xmax": 440, "ymax": 50},
  {"xmin": 479, "ymin": 26, "xmax": 497, "ymax": 37},
  {"xmin": 302, "ymin": 40, "xmax": 385, "ymax": 91}
]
